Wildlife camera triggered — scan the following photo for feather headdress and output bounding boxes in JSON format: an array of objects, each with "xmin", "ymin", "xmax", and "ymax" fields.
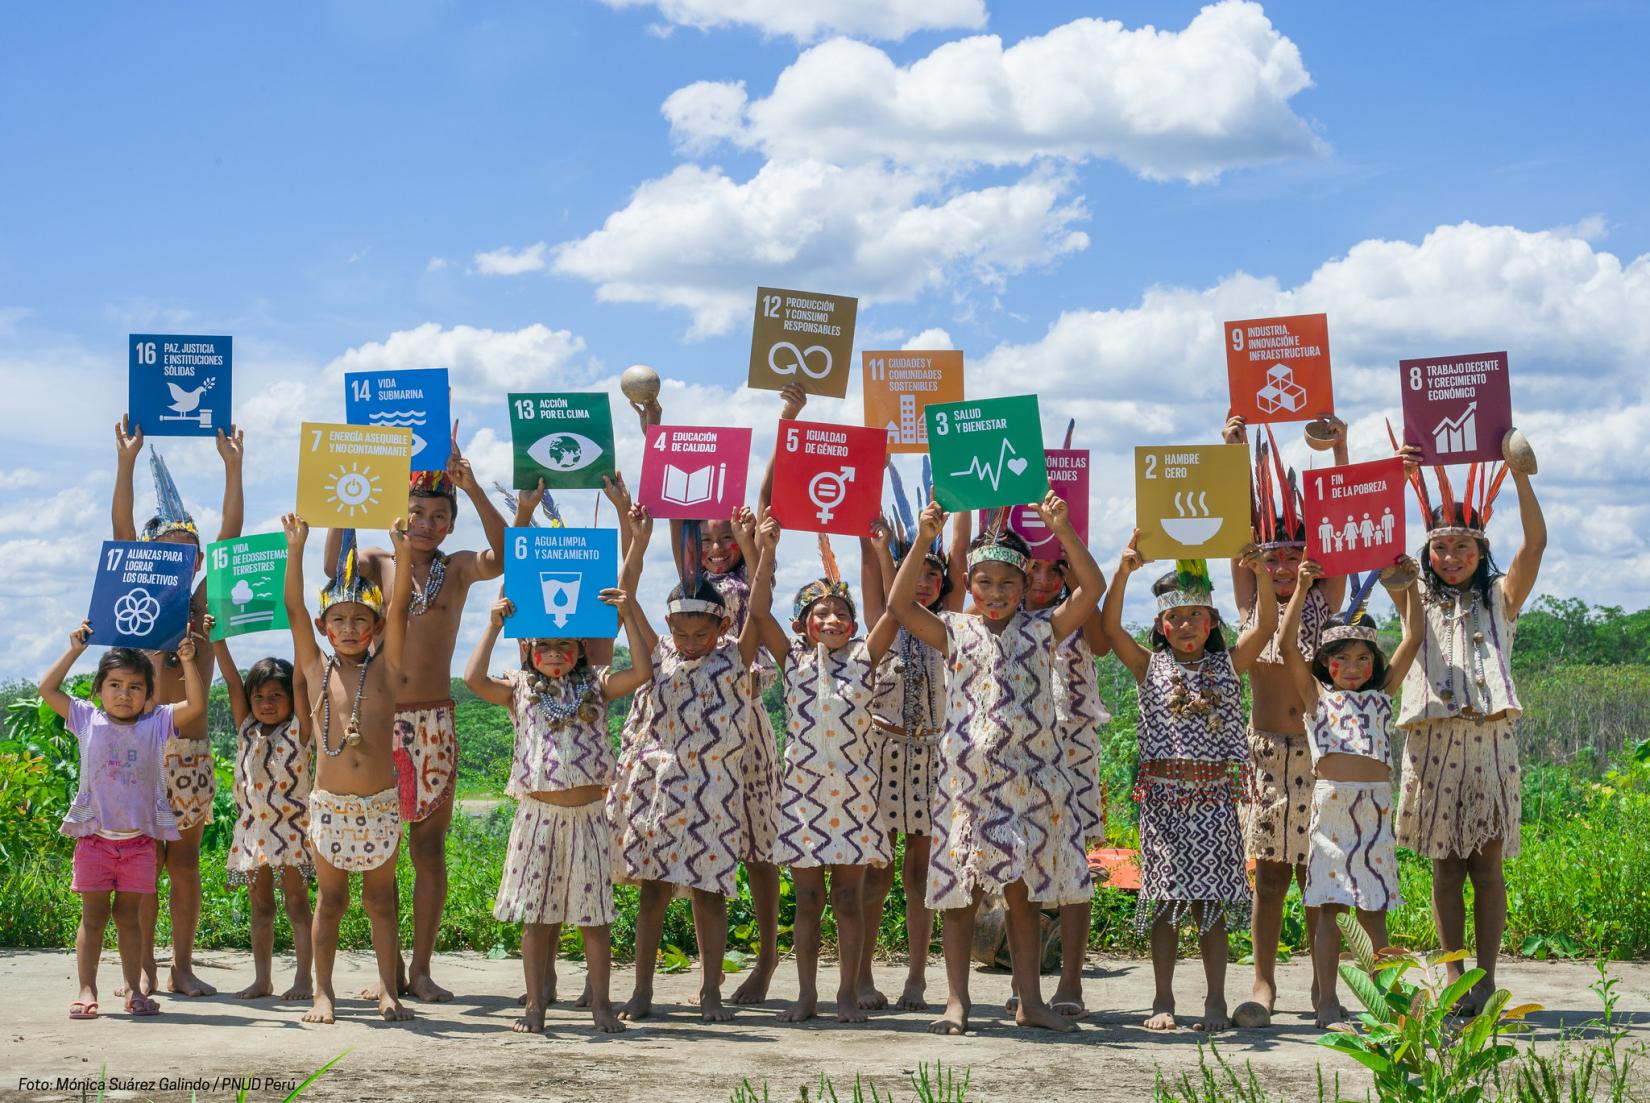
[
  {"xmin": 792, "ymin": 533, "xmax": 856, "ymax": 624},
  {"xmin": 140, "ymin": 449, "xmax": 198, "ymax": 541},
  {"xmin": 1320, "ymin": 570, "xmax": 1382, "ymax": 646},
  {"xmin": 1156, "ymin": 558, "xmax": 1216, "ymax": 612},
  {"xmin": 885, "ymin": 460, "xmax": 945, "ymax": 564},
  {"xmin": 1252, "ymin": 425, "xmax": 1304, "ymax": 550},
  {"xmin": 492, "ymin": 481, "xmax": 565, "ymax": 528},
  {"xmin": 318, "ymin": 528, "xmax": 385, "ymax": 616}
]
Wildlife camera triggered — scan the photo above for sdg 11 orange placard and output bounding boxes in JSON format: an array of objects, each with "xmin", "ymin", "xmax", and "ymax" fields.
[
  {"xmin": 861, "ymin": 350, "xmax": 963, "ymax": 454},
  {"xmin": 1224, "ymin": 313, "xmax": 1333, "ymax": 425}
]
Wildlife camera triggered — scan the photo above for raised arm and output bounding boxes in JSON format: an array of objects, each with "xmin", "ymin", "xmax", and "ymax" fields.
[
  {"xmin": 1499, "ymin": 436, "xmax": 1545, "ymax": 618},
  {"xmin": 601, "ymin": 588, "xmax": 656, "ymax": 700},
  {"xmin": 382, "ymin": 518, "xmax": 415, "ymax": 672},
  {"xmin": 39, "ymin": 621, "xmax": 91, "ymax": 720},
  {"xmin": 171, "ymin": 633, "xmax": 208, "ymax": 731},
  {"xmin": 515, "ymin": 478, "xmax": 546, "ymax": 528},
  {"xmin": 213, "ymin": 636, "xmax": 251, "ymax": 729},
  {"xmin": 603, "ymin": 474, "xmax": 635, "ymax": 558},
  {"xmin": 741, "ymin": 516, "xmax": 782, "ymax": 669},
  {"xmin": 1222, "ymin": 415, "xmax": 1258, "ymax": 616},
  {"xmin": 944, "ymin": 508, "xmax": 970, "ymax": 612},
  {"xmin": 861, "ymin": 518, "xmax": 895, "ymax": 627},
  {"xmin": 1278, "ymin": 560, "xmax": 1322, "ymax": 714},
  {"xmin": 1043, "ymin": 492, "xmax": 1105, "ymax": 643},
  {"xmin": 621, "ymin": 503, "xmax": 657, "ymax": 655},
  {"xmin": 215, "ymin": 425, "xmax": 245, "ymax": 542},
  {"xmin": 1229, "ymin": 539, "xmax": 1278, "ymax": 674},
  {"xmin": 1381, "ymin": 557, "xmax": 1425, "ymax": 691},
  {"xmin": 452, "ymin": 445, "xmax": 507, "ymax": 582},
  {"xmin": 758, "ymin": 383, "xmax": 806, "ymax": 515},
  {"xmin": 463, "ymin": 596, "xmax": 516, "ymax": 707},
  {"xmin": 888, "ymin": 502, "xmax": 949, "ymax": 653},
  {"xmin": 1101, "ymin": 530, "xmax": 1152, "ymax": 683},
  {"xmin": 112, "ymin": 415, "xmax": 143, "ymax": 541},
  {"xmin": 282, "ymin": 514, "xmax": 322, "ymax": 675}
]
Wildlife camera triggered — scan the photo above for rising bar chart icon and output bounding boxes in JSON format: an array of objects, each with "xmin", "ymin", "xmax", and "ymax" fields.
[{"xmin": 1432, "ymin": 401, "xmax": 1478, "ymax": 454}]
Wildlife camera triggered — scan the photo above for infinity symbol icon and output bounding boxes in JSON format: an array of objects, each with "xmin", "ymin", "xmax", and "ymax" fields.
[{"xmin": 768, "ymin": 341, "xmax": 833, "ymax": 380}]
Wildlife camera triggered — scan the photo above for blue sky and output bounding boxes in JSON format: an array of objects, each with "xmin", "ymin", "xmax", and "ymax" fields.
[{"xmin": 4, "ymin": 1, "xmax": 1649, "ymax": 681}]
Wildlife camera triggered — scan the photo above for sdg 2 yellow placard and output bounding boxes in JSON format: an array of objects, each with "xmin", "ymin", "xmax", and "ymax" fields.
[
  {"xmin": 1133, "ymin": 443, "xmax": 1251, "ymax": 560},
  {"xmin": 296, "ymin": 422, "xmax": 413, "ymax": 530}
]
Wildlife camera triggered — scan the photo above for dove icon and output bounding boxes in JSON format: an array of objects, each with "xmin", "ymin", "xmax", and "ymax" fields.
[{"xmin": 160, "ymin": 378, "xmax": 215, "ymax": 428}]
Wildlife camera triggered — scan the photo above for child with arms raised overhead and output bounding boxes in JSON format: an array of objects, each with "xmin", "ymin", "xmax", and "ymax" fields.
[
  {"xmin": 43, "ymin": 622, "xmax": 206, "ymax": 1019},
  {"xmin": 463, "ymin": 527, "xmax": 652, "ymax": 1034},
  {"xmin": 606, "ymin": 502, "xmax": 775, "ymax": 1023},
  {"xmin": 321, "ymin": 442, "xmax": 508, "ymax": 1004},
  {"xmin": 110, "ymin": 417, "xmax": 244, "ymax": 998},
  {"xmin": 1101, "ymin": 533, "xmax": 1275, "ymax": 1033},
  {"xmin": 1278, "ymin": 558, "xmax": 1423, "ymax": 1029},
  {"xmin": 211, "ymin": 639, "xmax": 315, "ymax": 1002},
  {"xmin": 284, "ymin": 517, "xmax": 415, "ymax": 1024},
  {"xmin": 890, "ymin": 496, "xmax": 1103, "ymax": 1036}
]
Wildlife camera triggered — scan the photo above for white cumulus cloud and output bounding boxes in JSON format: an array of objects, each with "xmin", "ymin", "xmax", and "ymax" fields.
[
  {"xmin": 473, "ymin": 241, "xmax": 548, "ymax": 276},
  {"xmin": 599, "ymin": 0, "xmax": 987, "ymax": 42}
]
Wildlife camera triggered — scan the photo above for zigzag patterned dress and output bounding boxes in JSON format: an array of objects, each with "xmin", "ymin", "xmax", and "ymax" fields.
[
  {"xmin": 710, "ymin": 565, "xmax": 782, "ymax": 864},
  {"xmin": 773, "ymin": 638, "xmax": 892, "ymax": 869},
  {"xmin": 1052, "ymin": 631, "xmax": 1111, "ymax": 847},
  {"xmin": 926, "ymin": 610, "xmax": 1092, "ymax": 911},
  {"xmin": 607, "ymin": 638, "xmax": 753, "ymax": 897},
  {"xmin": 226, "ymin": 715, "xmax": 314, "ymax": 885}
]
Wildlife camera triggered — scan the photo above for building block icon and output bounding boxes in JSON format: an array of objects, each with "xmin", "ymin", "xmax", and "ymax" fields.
[{"xmin": 1256, "ymin": 362, "xmax": 1307, "ymax": 415}]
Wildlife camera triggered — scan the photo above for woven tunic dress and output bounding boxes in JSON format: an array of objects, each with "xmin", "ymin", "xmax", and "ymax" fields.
[
  {"xmin": 710, "ymin": 565, "xmax": 782, "ymax": 864},
  {"xmin": 226, "ymin": 715, "xmax": 314, "ymax": 885},
  {"xmin": 1134, "ymin": 650, "xmax": 1251, "ymax": 934},
  {"xmin": 926, "ymin": 610, "xmax": 1091, "ymax": 911},
  {"xmin": 607, "ymin": 638, "xmax": 754, "ymax": 897},
  {"xmin": 772, "ymin": 638, "xmax": 891, "ymax": 868},
  {"xmin": 870, "ymin": 628, "xmax": 945, "ymax": 836},
  {"xmin": 1052, "ymin": 631, "xmax": 1110, "ymax": 846},
  {"xmin": 1304, "ymin": 688, "xmax": 1401, "ymax": 911}
]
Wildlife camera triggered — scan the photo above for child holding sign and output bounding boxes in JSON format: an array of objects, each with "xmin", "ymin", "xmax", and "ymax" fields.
[
  {"xmin": 41, "ymin": 622, "xmax": 205, "ymax": 1019},
  {"xmin": 607, "ymin": 504, "xmax": 775, "ymax": 1023},
  {"xmin": 1278, "ymin": 559, "xmax": 1422, "ymax": 1029},
  {"xmin": 748, "ymin": 520, "xmax": 898, "ymax": 1024},
  {"xmin": 1393, "ymin": 431, "xmax": 1545, "ymax": 1014},
  {"xmin": 211, "ymin": 641, "xmax": 315, "ymax": 1002},
  {"xmin": 110, "ymin": 418, "xmax": 244, "ymax": 999},
  {"xmin": 1101, "ymin": 535, "xmax": 1275, "ymax": 1033},
  {"xmin": 463, "ymin": 568, "xmax": 653, "ymax": 1035},
  {"xmin": 320, "ymin": 447, "xmax": 509, "ymax": 1005},
  {"xmin": 890, "ymin": 497, "xmax": 1103, "ymax": 1036},
  {"xmin": 284, "ymin": 518, "xmax": 415, "ymax": 1025}
]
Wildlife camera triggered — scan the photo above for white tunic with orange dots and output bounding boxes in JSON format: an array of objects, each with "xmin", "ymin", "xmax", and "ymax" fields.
[{"xmin": 772, "ymin": 638, "xmax": 892, "ymax": 869}]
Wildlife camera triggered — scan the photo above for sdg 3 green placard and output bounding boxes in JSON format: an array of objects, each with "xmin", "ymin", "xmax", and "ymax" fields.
[
  {"xmin": 206, "ymin": 532, "xmax": 290, "ymax": 640},
  {"xmin": 924, "ymin": 395, "xmax": 1049, "ymax": 511}
]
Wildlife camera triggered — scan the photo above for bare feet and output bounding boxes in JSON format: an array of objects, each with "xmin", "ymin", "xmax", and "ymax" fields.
[
  {"xmin": 836, "ymin": 986, "xmax": 869, "ymax": 1024},
  {"xmin": 1314, "ymin": 999, "xmax": 1353, "ymax": 1031},
  {"xmin": 857, "ymin": 980, "xmax": 889, "ymax": 1010},
  {"xmin": 1015, "ymin": 999, "xmax": 1078, "ymax": 1033},
  {"xmin": 575, "ymin": 979, "xmax": 591, "ymax": 1008},
  {"xmin": 361, "ymin": 963, "xmax": 409, "ymax": 1000},
  {"xmin": 1144, "ymin": 1001, "xmax": 1176, "ymax": 1030},
  {"xmin": 513, "ymin": 1004, "xmax": 546, "ymax": 1034},
  {"xmin": 928, "ymin": 997, "xmax": 969, "ymax": 1035},
  {"xmin": 1050, "ymin": 981, "xmax": 1086, "ymax": 1019},
  {"xmin": 619, "ymin": 989, "xmax": 653, "ymax": 1021},
  {"xmin": 302, "ymin": 994, "xmax": 336, "ymax": 1024},
  {"xmin": 778, "ymin": 991, "xmax": 818, "ymax": 1023},
  {"xmin": 168, "ymin": 966, "xmax": 217, "ymax": 997},
  {"xmin": 730, "ymin": 964, "xmax": 775, "ymax": 1005},
  {"xmin": 379, "ymin": 992, "xmax": 415, "ymax": 1022},
  {"xmin": 235, "ymin": 979, "xmax": 273, "ymax": 999},
  {"xmin": 1231, "ymin": 1000, "xmax": 1272, "ymax": 1028},
  {"xmin": 591, "ymin": 1005, "xmax": 626, "ymax": 1033},
  {"xmin": 408, "ymin": 973, "xmax": 453, "ymax": 1003},
  {"xmin": 281, "ymin": 979, "xmax": 314, "ymax": 1001},
  {"xmin": 700, "ymin": 989, "xmax": 735, "ymax": 1023},
  {"xmin": 114, "ymin": 967, "xmax": 157, "ymax": 1000},
  {"xmin": 517, "ymin": 977, "xmax": 557, "ymax": 1007},
  {"xmin": 1193, "ymin": 997, "xmax": 1230, "ymax": 1033},
  {"xmin": 896, "ymin": 979, "xmax": 929, "ymax": 1011}
]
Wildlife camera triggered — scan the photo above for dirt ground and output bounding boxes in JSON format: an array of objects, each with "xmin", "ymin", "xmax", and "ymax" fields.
[{"xmin": 2, "ymin": 950, "xmax": 1646, "ymax": 1102}]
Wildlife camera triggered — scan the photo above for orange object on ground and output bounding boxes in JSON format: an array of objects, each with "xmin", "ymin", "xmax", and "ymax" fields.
[{"xmin": 1087, "ymin": 847, "xmax": 1140, "ymax": 891}]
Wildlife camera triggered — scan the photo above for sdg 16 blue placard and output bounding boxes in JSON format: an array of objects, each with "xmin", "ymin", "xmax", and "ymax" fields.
[{"xmin": 128, "ymin": 334, "xmax": 232, "ymax": 437}]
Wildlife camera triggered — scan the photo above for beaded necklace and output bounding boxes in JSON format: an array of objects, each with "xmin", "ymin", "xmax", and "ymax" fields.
[
  {"xmin": 525, "ymin": 668, "xmax": 603, "ymax": 726},
  {"xmin": 318, "ymin": 651, "xmax": 371, "ymax": 757},
  {"xmin": 407, "ymin": 552, "xmax": 448, "ymax": 617},
  {"xmin": 1164, "ymin": 652, "xmax": 1224, "ymax": 732},
  {"xmin": 1433, "ymin": 587, "xmax": 1490, "ymax": 714}
]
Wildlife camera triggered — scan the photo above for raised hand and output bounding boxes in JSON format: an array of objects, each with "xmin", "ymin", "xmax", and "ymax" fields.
[
  {"xmin": 1380, "ymin": 555, "xmax": 1420, "ymax": 590},
  {"xmin": 1035, "ymin": 490, "xmax": 1071, "ymax": 534},
  {"xmin": 1221, "ymin": 414, "xmax": 1247, "ymax": 445},
  {"xmin": 388, "ymin": 516, "xmax": 410, "ymax": 556},
  {"xmin": 116, "ymin": 414, "xmax": 145, "ymax": 464},
  {"xmin": 779, "ymin": 382, "xmax": 807, "ymax": 421},
  {"xmin": 1237, "ymin": 532, "xmax": 1265, "ymax": 576},
  {"xmin": 757, "ymin": 512, "xmax": 782, "ymax": 551},
  {"xmin": 215, "ymin": 424, "xmax": 245, "ymax": 468},
  {"xmin": 69, "ymin": 619, "xmax": 92, "ymax": 651},
  {"xmin": 1306, "ymin": 413, "xmax": 1346, "ymax": 451},
  {"xmin": 629, "ymin": 397, "xmax": 662, "ymax": 433},
  {"xmin": 1297, "ymin": 559, "xmax": 1325, "ymax": 586},
  {"xmin": 445, "ymin": 446, "xmax": 478, "ymax": 492},
  {"xmin": 1395, "ymin": 442, "xmax": 1423, "ymax": 478},
  {"xmin": 201, "ymin": 612, "xmax": 217, "ymax": 636},
  {"xmin": 628, "ymin": 502, "xmax": 653, "ymax": 544},
  {"xmin": 869, "ymin": 515, "xmax": 893, "ymax": 551},
  {"xmin": 916, "ymin": 501, "xmax": 946, "ymax": 544},
  {"xmin": 489, "ymin": 596, "xmax": 516, "ymax": 627},
  {"xmin": 597, "ymin": 587, "xmax": 633, "ymax": 617},
  {"xmin": 602, "ymin": 472, "xmax": 633, "ymax": 516},
  {"xmin": 282, "ymin": 513, "xmax": 309, "ymax": 548},
  {"xmin": 1118, "ymin": 529, "xmax": 1145, "ymax": 575},
  {"xmin": 176, "ymin": 633, "xmax": 198, "ymax": 664}
]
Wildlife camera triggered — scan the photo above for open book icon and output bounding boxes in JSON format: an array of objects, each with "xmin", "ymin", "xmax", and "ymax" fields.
[{"xmin": 661, "ymin": 462, "xmax": 726, "ymax": 507}]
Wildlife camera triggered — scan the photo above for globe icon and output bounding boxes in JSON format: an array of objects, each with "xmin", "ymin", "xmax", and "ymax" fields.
[{"xmin": 113, "ymin": 587, "xmax": 162, "ymax": 636}]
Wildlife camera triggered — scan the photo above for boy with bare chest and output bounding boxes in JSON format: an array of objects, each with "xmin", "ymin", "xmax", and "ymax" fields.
[
  {"xmin": 320, "ymin": 448, "xmax": 507, "ymax": 1002},
  {"xmin": 285, "ymin": 515, "xmax": 414, "ymax": 1024}
]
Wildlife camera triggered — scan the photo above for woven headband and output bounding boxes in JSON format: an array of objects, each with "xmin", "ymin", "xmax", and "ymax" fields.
[
  {"xmin": 1155, "ymin": 589, "xmax": 1215, "ymax": 613},
  {"xmin": 667, "ymin": 596, "xmax": 727, "ymax": 617},
  {"xmin": 967, "ymin": 544, "xmax": 1028, "ymax": 573},
  {"xmin": 1321, "ymin": 624, "xmax": 1380, "ymax": 646},
  {"xmin": 792, "ymin": 580, "xmax": 855, "ymax": 624}
]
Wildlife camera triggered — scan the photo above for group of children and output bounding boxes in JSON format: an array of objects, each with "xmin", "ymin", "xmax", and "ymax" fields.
[{"xmin": 46, "ymin": 393, "xmax": 1545, "ymax": 1038}]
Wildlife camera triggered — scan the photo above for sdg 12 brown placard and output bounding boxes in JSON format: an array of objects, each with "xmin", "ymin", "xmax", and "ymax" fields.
[{"xmin": 748, "ymin": 287, "xmax": 858, "ymax": 398}]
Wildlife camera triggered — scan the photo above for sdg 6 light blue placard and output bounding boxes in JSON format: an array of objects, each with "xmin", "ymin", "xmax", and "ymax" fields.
[
  {"xmin": 128, "ymin": 334, "xmax": 232, "ymax": 437},
  {"xmin": 344, "ymin": 367, "xmax": 451, "ymax": 472},
  {"xmin": 87, "ymin": 540, "xmax": 198, "ymax": 651},
  {"xmin": 502, "ymin": 527, "xmax": 619, "ymax": 639}
]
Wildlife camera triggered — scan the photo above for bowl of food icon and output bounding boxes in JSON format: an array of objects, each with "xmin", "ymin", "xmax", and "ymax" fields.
[{"xmin": 1161, "ymin": 517, "xmax": 1224, "ymax": 545}]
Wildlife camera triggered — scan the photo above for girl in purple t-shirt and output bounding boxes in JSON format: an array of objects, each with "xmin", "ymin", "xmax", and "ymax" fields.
[{"xmin": 40, "ymin": 620, "xmax": 206, "ymax": 1019}]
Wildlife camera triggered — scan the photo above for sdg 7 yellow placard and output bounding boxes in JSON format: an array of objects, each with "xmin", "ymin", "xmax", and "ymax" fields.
[{"xmin": 296, "ymin": 422, "xmax": 413, "ymax": 530}]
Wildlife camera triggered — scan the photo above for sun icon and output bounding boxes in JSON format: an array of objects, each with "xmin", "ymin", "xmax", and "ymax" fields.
[{"xmin": 324, "ymin": 463, "xmax": 382, "ymax": 517}]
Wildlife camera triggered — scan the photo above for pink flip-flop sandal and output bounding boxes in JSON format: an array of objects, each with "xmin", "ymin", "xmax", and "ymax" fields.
[
  {"xmin": 125, "ymin": 994, "xmax": 161, "ymax": 1016},
  {"xmin": 69, "ymin": 1000, "xmax": 98, "ymax": 1019}
]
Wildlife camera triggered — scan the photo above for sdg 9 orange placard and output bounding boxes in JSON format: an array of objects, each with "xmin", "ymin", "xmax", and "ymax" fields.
[{"xmin": 1223, "ymin": 313, "xmax": 1334, "ymax": 426}]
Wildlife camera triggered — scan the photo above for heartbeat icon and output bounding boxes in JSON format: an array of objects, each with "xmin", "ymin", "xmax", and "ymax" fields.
[{"xmin": 952, "ymin": 438, "xmax": 1026, "ymax": 490}]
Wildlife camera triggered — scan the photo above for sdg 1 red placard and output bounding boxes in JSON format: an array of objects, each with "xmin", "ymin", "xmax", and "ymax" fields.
[
  {"xmin": 769, "ymin": 419, "xmax": 886, "ymax": 536},
  {"xmin": 638, "ymin": 425, "xmax": 752, "ymax": 521},
  {"xmin": 1303, "ymin": 457, "xmax": 1406, "ymax": 577},
  {"xmin": 977, "ymin": 448, "xmax": 1090, "ymax": 560}
]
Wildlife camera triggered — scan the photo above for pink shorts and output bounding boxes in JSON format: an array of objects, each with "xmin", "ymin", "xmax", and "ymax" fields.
[{"xmin": 71, "ymin": 835, "xmax": 158, "ymax": 894}]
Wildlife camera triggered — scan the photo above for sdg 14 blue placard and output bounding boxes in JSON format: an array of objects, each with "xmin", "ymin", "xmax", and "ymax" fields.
[
  {"xmin": 87, "ymin": 540, "xmax": 198, "ymax": 651},
  {"xmin": 502, "ymin": 527, "xmax": 618, "ymax": 639},
  {"xmin": 344, "ymin": 367, "xmax": 451, "ymax": 472},
  {"xmin": 128, "ymin": 334, "xmax": 232, "ymax": 437}
]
